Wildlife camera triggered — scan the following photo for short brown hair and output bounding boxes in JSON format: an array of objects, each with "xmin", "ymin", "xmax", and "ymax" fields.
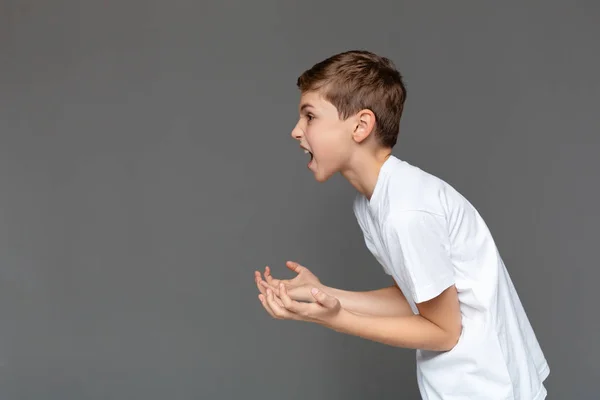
[{"xmin": 297, "ymin": 50, "xmax": 407, "ymax": 148}]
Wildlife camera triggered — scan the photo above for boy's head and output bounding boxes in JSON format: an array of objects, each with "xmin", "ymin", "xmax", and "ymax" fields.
[{"xmin": 291, "ymin": 50, "xmax": 407, "ymax": 182}]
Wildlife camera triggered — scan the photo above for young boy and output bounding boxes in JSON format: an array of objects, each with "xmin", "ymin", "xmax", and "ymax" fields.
[{"xmin": 255, "ymin": 50, "xmax": 549, "ymax": 399}]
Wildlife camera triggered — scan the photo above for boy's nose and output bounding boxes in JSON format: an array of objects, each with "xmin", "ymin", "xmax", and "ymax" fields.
[{"xmin": 290, "ymin": 125, "xmax": 303, "ymax": 140}]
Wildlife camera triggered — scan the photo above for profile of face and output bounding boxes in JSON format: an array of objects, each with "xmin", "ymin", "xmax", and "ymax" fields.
[{"xmin": 290, "ymin": 91, "xmax": 375, "ymax": 182}]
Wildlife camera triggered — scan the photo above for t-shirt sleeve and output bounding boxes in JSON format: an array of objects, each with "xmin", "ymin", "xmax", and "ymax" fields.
[{"xmin": 384, "ymin": 210, "xmax": 455, "ymax": 304}]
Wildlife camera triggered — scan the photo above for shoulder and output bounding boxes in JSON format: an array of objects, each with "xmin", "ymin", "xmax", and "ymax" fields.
[{"xmin": 380, "ymin": 160, "xmax": 449, "ymax": 217}]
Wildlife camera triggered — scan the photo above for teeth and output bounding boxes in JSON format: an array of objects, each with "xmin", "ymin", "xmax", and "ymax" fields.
[{"xmin": 304, "ymin": 150, "xmax": 309, "ymax": 154}]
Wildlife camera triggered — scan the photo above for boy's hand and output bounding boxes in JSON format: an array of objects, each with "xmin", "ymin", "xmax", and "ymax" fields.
[
  {"xmin": 258, "ymin": 283, "xmax": 341, "ymax": 326},
  {"xmin": 255, "ymin": 261, "xmax": 323, "ymax": 303}
]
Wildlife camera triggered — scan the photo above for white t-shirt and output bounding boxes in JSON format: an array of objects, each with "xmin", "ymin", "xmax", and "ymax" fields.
[{"xmin": 353, "ymin": 155, "xmax": 550, "ymax": 400}]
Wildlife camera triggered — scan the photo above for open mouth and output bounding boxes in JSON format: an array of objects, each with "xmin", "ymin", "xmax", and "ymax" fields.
[
  {"xmin": 303, "ymin": 148, "xmax": 314, "ymax": 167},
  {"xmin": 304, "ymin": 149, "xmax": 315, "ymax": 165}
]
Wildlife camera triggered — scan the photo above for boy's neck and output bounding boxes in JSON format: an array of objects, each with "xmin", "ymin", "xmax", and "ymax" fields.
[{"xmin": 341, "ymin": 148, "xmax": 392, "ymax": 201}]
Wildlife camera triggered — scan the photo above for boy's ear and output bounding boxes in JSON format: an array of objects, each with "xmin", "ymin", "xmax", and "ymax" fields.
[{"xmin": 352, "ymin": 109, "xmax": 376, "ymax": 143}]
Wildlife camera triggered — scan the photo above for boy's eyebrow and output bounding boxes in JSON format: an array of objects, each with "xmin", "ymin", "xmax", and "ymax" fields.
[{"xmin": 299, "ymin": 103, "xmax": 314, "ymax": 113}]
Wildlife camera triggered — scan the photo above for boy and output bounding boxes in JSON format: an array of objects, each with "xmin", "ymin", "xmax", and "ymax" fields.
[{"xmin": 255, "ymin": 50, "xmax": 549, "ymax": 399}]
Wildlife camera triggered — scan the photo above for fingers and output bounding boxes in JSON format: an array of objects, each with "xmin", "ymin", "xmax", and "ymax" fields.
[
  {"xmin": 258, "ymin": 294, "xmax": 283, "ymax": 319},
  {"xmin": 258, "ymin": 284, "xmax": 306, "ymax": 321},
  {"xmin": 264, "ymin": 266, "xmax": 277, "ymax": 284},
  {"xmin": 272, "ymin": 290, "xmax": 284, "ymax": 307},
  {"xmin": 256, "ymin": 269, "xmax": 282, "ymax": 295},
  {"xmin": 258, "ymin": 266, "xmax": 311, "ymax": 321},
  {"xmin": 286, "ymin": 261, "xmax": 305, "ymax": 274},
  {"xmin": 258, "ymin": 294, "xmax": 278, "ymax": 319},
  {"xmin": 265, "ymin": 288, "xmax": 295, "ymax": 320},
  {"xmin": 255, "ymin": 271, "xmax": 268, "ymax": 296},
  {"xmin": 258, "ymin": 287, "xmax": 287, "ymax": 320},
  {"xmin": 256, "ymin": 271, "xmax": 284, "ymax": 306},
  {"xmin": 311, "ymin": 287, "xmax": 338, "ymax": 309},
  {"xmin": 260, "ymin": 280, "xmax": 281, "ymax": 298},
  {"xmin": 278, "ymin": 283, "xmax": 303, "ymax": 315},
  {"xmin": 265, "ymin": 266, "xmax": 285, "ymax": 287}
]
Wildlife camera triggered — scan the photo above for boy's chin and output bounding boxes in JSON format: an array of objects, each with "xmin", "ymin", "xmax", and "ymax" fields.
[
  {"xmin": 310, "ymin": 166, "xmax": 335, "ymax": 183},
  {"xmin": 307, "ymin": 159, "xmax": 338, "ymax": 182},
  {"xmin": 314, "ymin": 174, "xmax": 329, "ymax": 183}
]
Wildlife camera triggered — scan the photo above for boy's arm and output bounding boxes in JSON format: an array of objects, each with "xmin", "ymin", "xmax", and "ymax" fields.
[
  {"xmin": 323, "ymin": 210, "xmax": 463, "ymax": 351},
  {"xmin": 259, "ymin": 211, "xmax": 463, "ymax": 351},
  {"xmin": 322, "ymin": 280, "xmax": 414, "ymax": 318},
  {"xmin": 324, "ymin": 284, "xmax": 462, "ymax": 352},
  {"xmin": 257, "ymin": 264, "xmax": 413, "ymax": 318}
]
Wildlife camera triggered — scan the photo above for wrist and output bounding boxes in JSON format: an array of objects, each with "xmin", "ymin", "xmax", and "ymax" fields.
[
  {"xmin": 319, "ymin": 307, "xmax": 348, "ymax": 331},
  {"xmin": 320, "ymin": 284, "xmax": 339, "ymax": 297}
]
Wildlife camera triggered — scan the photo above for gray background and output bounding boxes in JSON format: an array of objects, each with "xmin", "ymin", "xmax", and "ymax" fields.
[{"xmin": 1, "ymin": 1, "xmax": 598, "ymax": 399}]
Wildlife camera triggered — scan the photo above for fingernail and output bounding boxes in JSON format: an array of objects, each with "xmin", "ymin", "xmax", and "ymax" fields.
[{"xmin": 311, "ymin": 288, "xmax": 319, "ymax": 295}]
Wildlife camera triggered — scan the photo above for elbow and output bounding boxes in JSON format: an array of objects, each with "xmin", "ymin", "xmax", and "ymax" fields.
[{"xmin": 441, "ymin": 326, "xmax": 462, "ymax": 351}]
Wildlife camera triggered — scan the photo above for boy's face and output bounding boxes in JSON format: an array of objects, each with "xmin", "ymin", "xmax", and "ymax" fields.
[{"xmin": 291, "ymin": 91, "xmax": 358, "ymax": 182}]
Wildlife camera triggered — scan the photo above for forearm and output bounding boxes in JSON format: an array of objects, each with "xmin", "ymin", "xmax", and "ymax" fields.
[
  {"xmin": 322, "ymin": 285, "xmax": 414, "ymax": 318},
  {"xmin": 324, "ymin": 309, "xmax": 460, "ymax": 352}
]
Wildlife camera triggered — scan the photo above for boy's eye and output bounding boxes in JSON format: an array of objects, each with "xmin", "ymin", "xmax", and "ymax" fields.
[{"xmin": 307, "ymin": 114, "xmax": 314, "ymax": 121}]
